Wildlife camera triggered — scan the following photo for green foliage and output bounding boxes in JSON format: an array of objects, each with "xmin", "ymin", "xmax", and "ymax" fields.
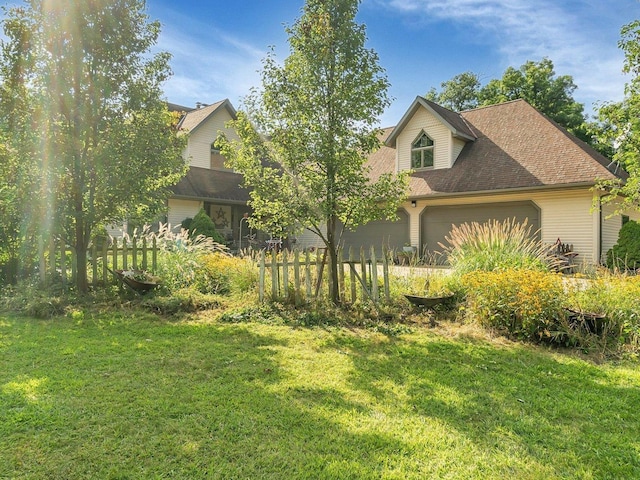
[
  {"xmin": 126, "ymin": 222, "xmax": 227, "ymax": 294},
  {"xmin": 607, "ymin": 220, "xmax": 640, "ymax": 270},
  {"xmin": 439, "ymin": 218, "xmax": 556, "ymax": 275},
  {"xmin": 187, "ymin": 208, "xmax": 225, "ymax": 244},
  {"xmin": 461, "ymin": 269, "xmax": 565, "ymax": 341},
  {"xmin": 140, "ymin": 289, "xmax": 224, "ymax": 315},
  {"xmin": 0, "ymin": 0, "xmax": 187, "ymax": 292},
  {"xmin": 427, "ymin": 58, "xmax": 589, "ymax": 141},
  {"xmin": 568, "ymin": 274, "xmax": 640, "ymax": 348},
  {"xmin": 425, "ymin": 71, "xmax": 481, "ymax": 111},
  {"xmin": 194, "ymin": 253, "xmax": 259, "ymax": 295},
  {"xmin": 596, "ymin": 20, "xmax": 640, "ymax": 213},
  {"xmin": 5, "ymin": 311, "xmax": 640, "ymax": 478},
  {"xmin": 219, "ymin": 0, "xmax": 409, "ymax": 303}
]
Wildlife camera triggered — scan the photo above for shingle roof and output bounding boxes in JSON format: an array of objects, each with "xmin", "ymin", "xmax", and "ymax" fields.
[
  {"xmin": 370, "ymin": 99, "xmax": 624, "ymax": 197},
  {"xmin": 385, "ymin": 96, "xmax": 476, "ymax": 147},
  {"xmin": 171, "ymin": 166, "xmax": 249, "ymax": 203},
  {"xmin": 177, "ymin": 99, "xmax": 236, "ymax": 134}
]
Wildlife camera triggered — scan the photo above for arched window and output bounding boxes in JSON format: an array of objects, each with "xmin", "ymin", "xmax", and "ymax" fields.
[{"xmin": 411, "ymin": 131, "xmax": 434, "ymax": 169}]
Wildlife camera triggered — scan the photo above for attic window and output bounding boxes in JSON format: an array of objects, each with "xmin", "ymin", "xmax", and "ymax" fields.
[
  {"xmin": 411, "ymin": 131, "xmax": 434, "ymax": 169},
  {"xmin": 210, "ymin": 140, "xmax": 226, "ymax": 170}
]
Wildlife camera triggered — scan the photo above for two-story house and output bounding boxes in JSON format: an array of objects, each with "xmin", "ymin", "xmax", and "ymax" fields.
[{"xmin": 165, "ymin": 99, "xmax": 255, "ymax": 247}]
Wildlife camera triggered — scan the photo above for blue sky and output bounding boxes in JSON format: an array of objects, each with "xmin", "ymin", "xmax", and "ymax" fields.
[{"xmin": 147, "ymin": 0, "xmax": 639, "ymax": 127}]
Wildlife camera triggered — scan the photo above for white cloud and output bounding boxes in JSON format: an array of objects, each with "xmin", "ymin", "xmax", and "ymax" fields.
[
  {"xmin": 153, "ymin": 9, "xmax": 268, "ymax": 108},
  {"xmin": 372, "ymin": 0, "xmax": 629, "ymax": 112}
]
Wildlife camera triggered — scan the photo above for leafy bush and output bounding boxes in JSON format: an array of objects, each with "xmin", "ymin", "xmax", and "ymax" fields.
[
  {"xmin": 194, "ymin": 253, "xmax": 237, "ymax": 294},
  {"xmin": 461, "ymin": 269, "xmax": 565, "ymax": 341},
  {"xmin": 126, "ymin": 222, "xmax": 227, "ymax": 293},
  {"xmin": 187, "ymin": 208, "xmax": 225, "ymax": 244},
  {"xmin": 607, "ymin": 220, "xmax": 640, "ymax": 270},
  {"xmin": 440, "ymin": 218, "xmax": 556, "ymax": 274},
  {"xmin": 567, "ymin": 274, "xmax": 640, "ymax": 349}
]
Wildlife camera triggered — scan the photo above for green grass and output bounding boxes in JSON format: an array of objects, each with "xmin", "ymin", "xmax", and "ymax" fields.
[{"xmin": 2, "ymin": 311, "xmax": 640, "ymax": 479}]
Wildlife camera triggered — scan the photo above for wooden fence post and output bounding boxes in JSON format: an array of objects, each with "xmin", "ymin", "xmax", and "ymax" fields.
[
  {"xmin": 338, "ymin": 247, "xmax": 345, "ymax": 301},
  {"xmin": 305, "ymin": 250, "xmax": 312, "ymax": 300},
  {"xmin": 282, "ymin": 249, "xmax": 289, "ymax": 300},
  {"xmin": 271, "ymin": 251, "xmax": 278, "ymax": 299},
  {"xmin": 370, "ymin": 246, "xmax": 378, "ymax": 302},
  {"xmin": 152, "ymin": 237, "xmax": 157, "ymax": 273},
  {"xmin": 142, "ymin": 237, "xmax": 148, "ymax": 271},
  {"xmin": 382, "ymin": 245, "xmax": 391, "ymax": 301},
  {"xmin": 359, "ymin": 247, "xmax": 367, "ymax": 299},
  {"xmin": 132, "ymin": 237, "xmax": 138, "ymax": 269},
  {"xmin": 294, "ymin": 250, "xmax": 301, "ymax": 305},
  {"xmin": 259, "ymin": 250, "xmax": 266, "ymax": 302},
  {"xmin": 122, "ymin": 238, "xmax": 128, "ymax": 270},
  {"xmin": 349, "ymin": 247, "xmax": 356, "ymax": 302}
]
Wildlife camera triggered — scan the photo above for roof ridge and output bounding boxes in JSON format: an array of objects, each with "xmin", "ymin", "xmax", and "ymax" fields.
[{"xmin": 461, "ymin": 98, "xmax": 526, "ymax": 114}]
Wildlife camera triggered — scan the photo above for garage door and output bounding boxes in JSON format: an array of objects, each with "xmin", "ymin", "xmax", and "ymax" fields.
[
  {"xmin": 421, "ymin": 201, "xmax": 540, "ymax": 261},
  {"xmin": 340, "ymin": 210, "xmax": 409, "ymax": 255}
]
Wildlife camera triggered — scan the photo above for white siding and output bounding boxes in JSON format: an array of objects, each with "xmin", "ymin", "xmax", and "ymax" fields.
[
  {"xmin": 185, "ymin": 108, "xmax": 238, "ymax": 169},
  {"xmin": 601, "ymin": 203, "xmax": 621, "ymax": 261},
  {"xmin": 168, "ymin": 199, "xmax": 202, "ymax": 229},
  {"xmin": 105, "ymin": 224, "xmax": 126, "ymax": 239},
  {"xmin": 451, "ymin": 138, "xmax": 466, "ymax": 166},
  {"xmin": 396, "ymin": 108, "xmax": 452, "ymax": 171},
  {"xmin": 414, "ymin": 188, "xmax": 599, "ymax": 264},
  {"xmin": 294, "ymin": 226, "xmax": 326, "ymax": 250}
]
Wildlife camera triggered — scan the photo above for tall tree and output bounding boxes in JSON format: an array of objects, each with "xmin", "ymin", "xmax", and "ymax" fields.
[
  {"xmin": 0, "ymin": 0, "xmax": 187, "ymax": 291},
  {"xmin": 596, "ymin": 20, "xmax": 640, "ymax": 213},
  {"xmin": 220, "ymin": 0, "xmax": 408, "ymax": 304},
  {"xmin": 425, "ymin": 71, "xmax": 481, "ymax": 111},
  {"xmin": 427, "ymin": 59, "xmax": 589, "ymax": 141}
]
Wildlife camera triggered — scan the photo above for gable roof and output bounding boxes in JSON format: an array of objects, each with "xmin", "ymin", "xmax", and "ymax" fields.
[
  {"xmin": 171, "ymin": 166, "xmax": 249, "ymax": 204},
  {"xmin": 385, "ymin": 96, "xmax": 476, "ymax": 147},
  {"xmin": 370, "ymin": 99, "xmax": 625, "ymax": 198},
  {"xmin": 177, "ymin": 99, "xmax": 237, "ymax": 134}
]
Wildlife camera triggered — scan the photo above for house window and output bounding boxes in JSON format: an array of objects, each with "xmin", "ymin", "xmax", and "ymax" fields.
[
  {"xmin": 210, "ymin": 141, "xmax": 227, "ymax": 170},
  {"xmin": 411, "ymin": 131, "xmax": 434, "ymax": 169},
  {"xmin": 622, "ymin": 215, "xmax": 630, "ymax": 225}
]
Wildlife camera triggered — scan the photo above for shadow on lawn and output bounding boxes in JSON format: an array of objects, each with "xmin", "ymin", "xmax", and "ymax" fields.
[
  {"xmin": 1, "ymin": 316, "xmax": 416, "ymax": 478},
  {"xmin": 320, "ymin": 332, "xmax": 640, "ymax": 478},
  {"xmin": 3, "ymin": 314, "xmax": 640, "ymax": 478}
]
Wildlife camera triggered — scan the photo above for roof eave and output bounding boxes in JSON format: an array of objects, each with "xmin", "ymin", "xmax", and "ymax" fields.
[
  {"xmin": 409, "ymin": 181, "xmax": 599, "ymax": 200},
  {"xmin": 385, "ymin": 96, "xmax": 475, "ymax": 147}
]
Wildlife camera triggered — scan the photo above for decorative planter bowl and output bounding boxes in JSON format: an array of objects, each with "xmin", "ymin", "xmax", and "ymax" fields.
[
  {"xmin": 404, "ymin": 294, "xmax": 454, "ymax": 308},
  {"xmin": 113, "ymin": 269, "xmax": 159, "ymax": 293}
]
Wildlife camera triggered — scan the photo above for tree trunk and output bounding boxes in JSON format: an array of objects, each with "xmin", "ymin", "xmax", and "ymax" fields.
[
  {"xmin": 326, "ymin": 214, "xmax": 340, "ymax": 304},
  {"xmin": 75, "ymin": 240, "xmax": 89, "ymax": 293},
  {"xmin": 74, "ymin": 195, "xmax": 89, "ymax": 293}
]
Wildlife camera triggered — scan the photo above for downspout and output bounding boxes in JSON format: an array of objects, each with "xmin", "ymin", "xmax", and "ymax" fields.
[{"xmin": 597, "ymin": 196, "xmax": 603, "ymax": 265}]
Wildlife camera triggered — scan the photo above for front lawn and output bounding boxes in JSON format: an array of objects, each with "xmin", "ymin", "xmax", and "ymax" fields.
[{"xmin": 1, "ymin": 311, "xmax": 639, "ymax": 479}]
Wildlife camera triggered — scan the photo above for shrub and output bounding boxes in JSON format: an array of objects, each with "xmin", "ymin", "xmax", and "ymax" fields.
[
  {"xmin": 440, "ymin": 218, "xmax": 556, "ymax": 274},
  {"xmin": 607, "ymin": 220, "xmax": 640, "ymax": 270},
  {"xmin": 194, "ymin": 253, "xmax": 259, "ymax": 295},
  {"xmin": 188, "ymin": 208, "xmax": 225, "ymax": 244},
  {"xmin": 567, "ymin": 274, "xmax": 640, "ymax": 349},
  {"xmin": 460, "ymin": 269, "xmax": 565, "ymax": 341},
  {"xmin": 127, "ymin": 222, "xmax": 227, "ymax": 293}
]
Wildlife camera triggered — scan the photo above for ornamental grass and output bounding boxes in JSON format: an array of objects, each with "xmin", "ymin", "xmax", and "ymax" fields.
[{"xmin": 439, "ymin": 218, "xmax": 557, "ymax": 274}]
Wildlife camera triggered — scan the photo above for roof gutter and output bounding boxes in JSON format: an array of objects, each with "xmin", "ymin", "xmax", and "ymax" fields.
[
  {"xmin": 170, "ymin": 194, "xmax": 249, "ymax": 205},
  {"xmin": 408, "ymin": 181, "xmax": 597, "ymax": 201}
]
